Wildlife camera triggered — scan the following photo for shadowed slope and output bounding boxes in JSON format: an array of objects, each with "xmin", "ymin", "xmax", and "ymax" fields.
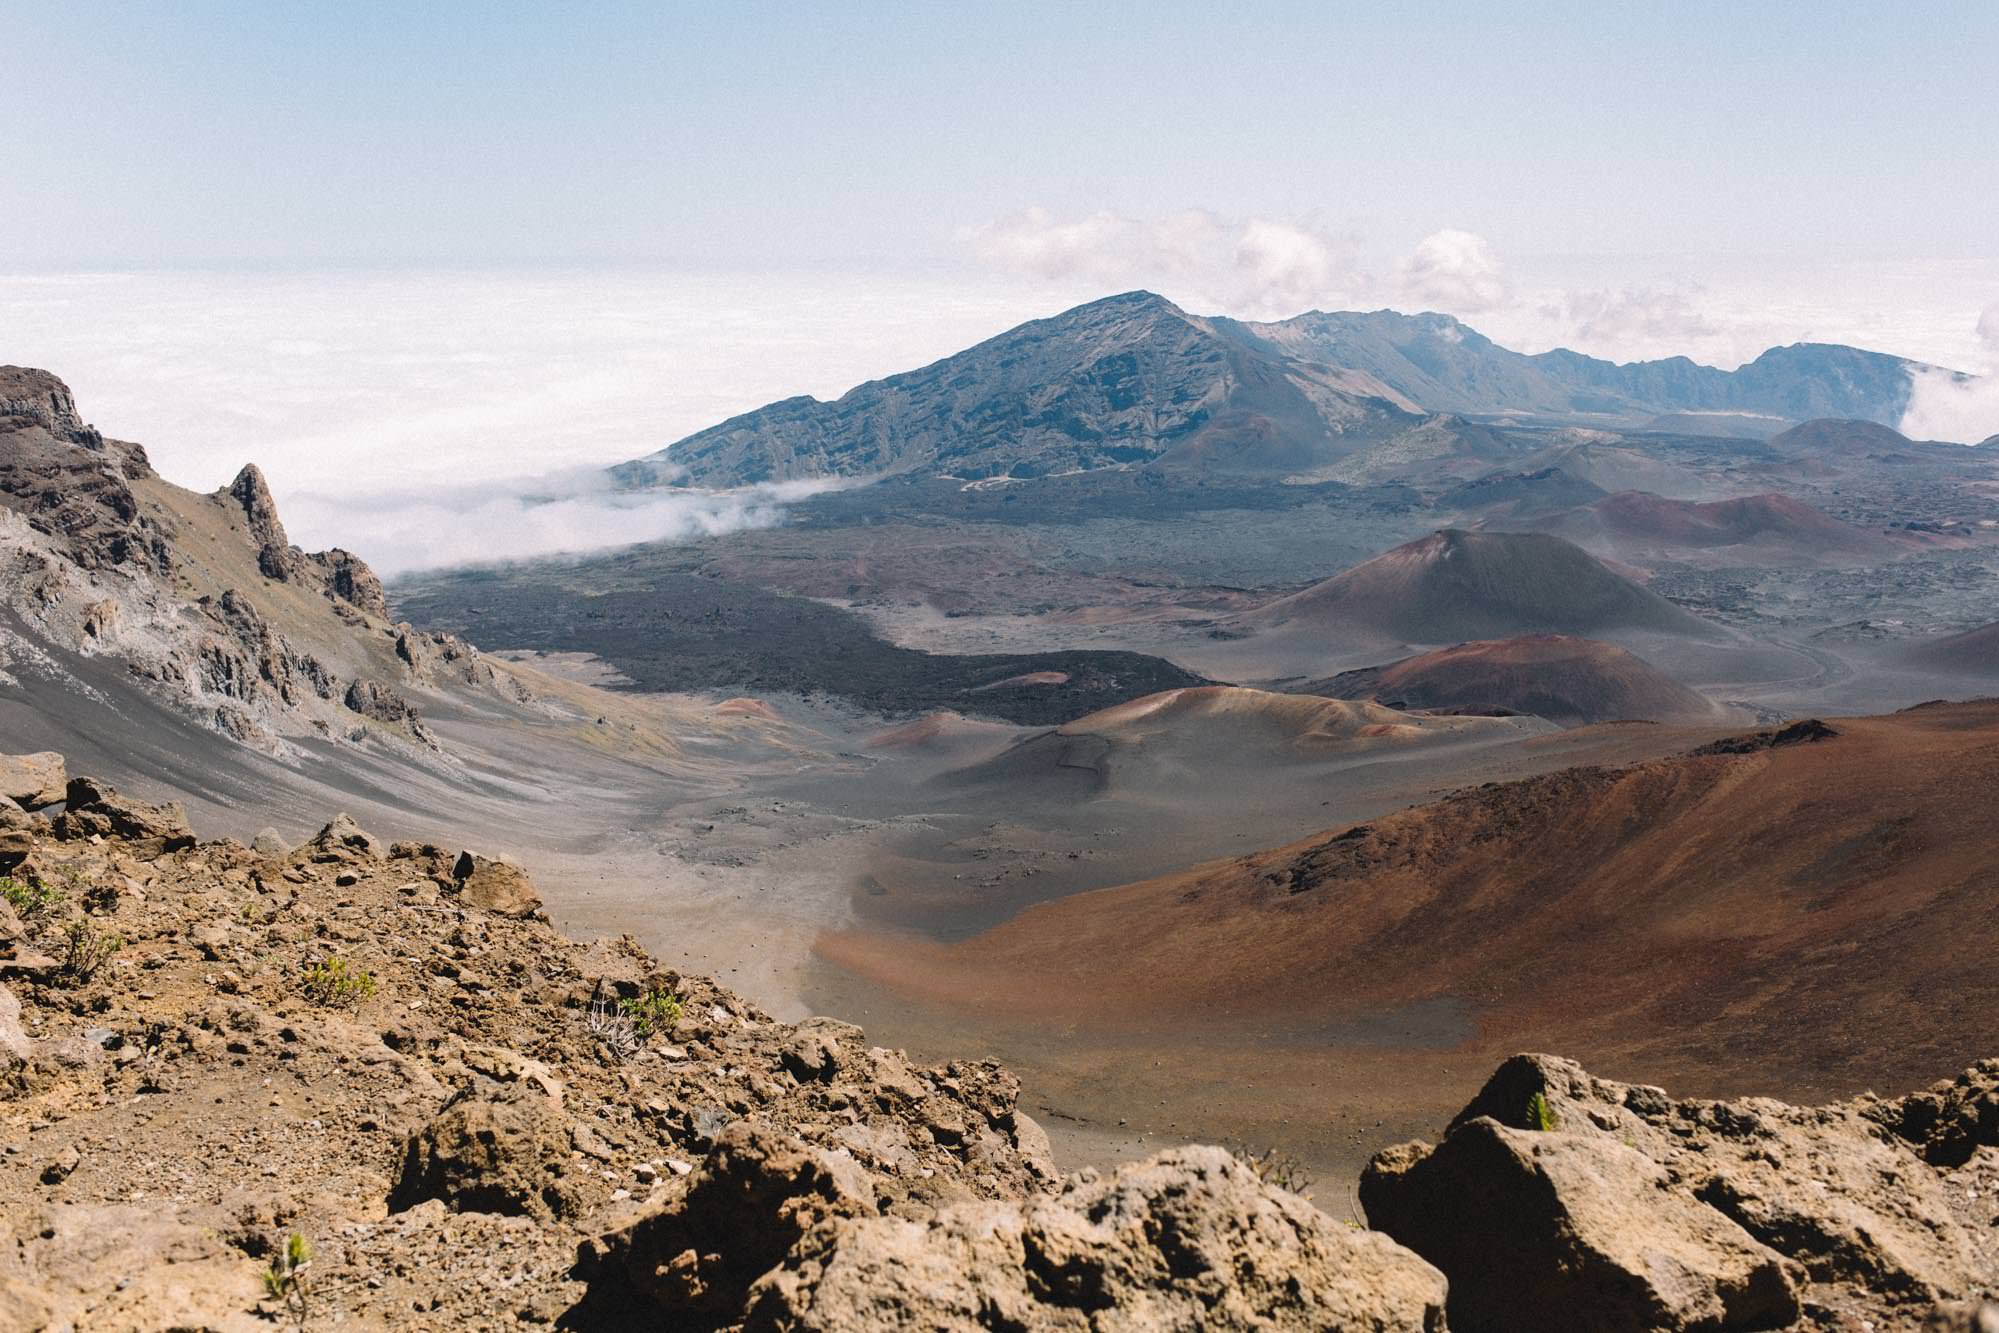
[{"xmin": 1305, "ymin": 634, "xmax": 1730, "ymax": 725}]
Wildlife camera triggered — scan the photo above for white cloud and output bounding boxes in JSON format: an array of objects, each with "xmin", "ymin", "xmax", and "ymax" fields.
[
  {"xmin": 0, "ymin": 269, "xmax": 1075, "ymax": 570},
  {"xmin": 1395, "ymin": 229, "xmax": 1509, "ymax": 314},
  {"xmin": 282, "ymin": 472, "xmax": 853, "ymax": 578},
  {"xmin": 1558, "ymin": 288, "xmax": 1719, "ymax": 353},
  {"xmin": 1899, "ymin": 301, "xmax": 1999, "ymax": 444},
  {"xmin": 960, "ymin": 207, "xmax": 1367, "ymax": 318}
]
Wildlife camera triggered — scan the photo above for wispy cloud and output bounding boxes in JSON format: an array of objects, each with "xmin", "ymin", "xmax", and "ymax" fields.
[{"xmin": 283, "ymin": 471, "xmax": 852, "ymax": 578}]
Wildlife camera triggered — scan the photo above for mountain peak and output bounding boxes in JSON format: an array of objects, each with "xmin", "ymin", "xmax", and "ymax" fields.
[{"xmin": 0, "ymin": 365, "xmax": 95, "ymax": 443}]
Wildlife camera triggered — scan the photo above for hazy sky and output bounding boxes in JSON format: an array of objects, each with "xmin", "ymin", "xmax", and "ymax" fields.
[
  {"xmin": 3, "ymin": 3, "xmax": 1997, "ymax": 571},
  {"xmin": 6, "ymin": 1, "xmax": 1995, "ymax": 270}
]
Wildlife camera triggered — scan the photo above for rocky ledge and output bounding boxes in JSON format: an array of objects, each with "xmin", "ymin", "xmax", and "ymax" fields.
[{"xmin": 0, "ymin": 756, "xmax": 1995, "ymax": 1330}]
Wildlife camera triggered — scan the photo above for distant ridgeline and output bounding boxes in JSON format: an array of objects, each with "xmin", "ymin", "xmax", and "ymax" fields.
[{"xmin": 610, "ymin": 292, "xmax": 1966, "ymax": 489}]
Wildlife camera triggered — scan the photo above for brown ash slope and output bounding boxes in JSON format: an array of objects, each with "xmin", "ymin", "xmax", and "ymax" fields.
[
  {"xmin": 1305, "ymin": 633, "xmax": 1730, "ymax": 725},
  {"xmin": 1243, "ymin": 528, "xmax": 1715, "ymax": 643},
  {"xmin": 825, "ymin": 701, "xmax": 1999, "ymax": 1100}
]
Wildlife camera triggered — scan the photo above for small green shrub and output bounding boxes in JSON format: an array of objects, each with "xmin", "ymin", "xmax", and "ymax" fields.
[
  {"xmin": 620, "ymin": 985, "xmax": 682, "ymax": 1039},
  {"xmin": 0, "ymin": 873, "xmax": 63, "ymax": 926},
  {"xmin": 263, "ymin": 1231, "xmax": 310, "ymax": 1320},
  {"xmin": 58, "ymin": 919, "xmax": 121, "ymax": 986},
  {"xmin": 299, "ymin": 957, "xmax": 376, "ymax": 1007},
  {"xmin": 1526, "ymin": 1091, "xmax": 1558, "ymax": 1132}
]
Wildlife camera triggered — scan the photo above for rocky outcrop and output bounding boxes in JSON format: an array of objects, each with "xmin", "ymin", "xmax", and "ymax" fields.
[
  {"xmin": 748, "ymin": 1145, "xmax": 1449, "ymax": 1332},
  {"xmin": 5, "ymin": 760, "xmax": 1996, "ymax": 1330},
  {"xmin": 49, "ymin": 775, "xmax": 194, "ymax": 851},
  {"xmin": 0, "ymin": 751, "xmax": 65, "ymax": 809},
  {"xmin": 586, "ymin": 1121, "xmax": 880, "ymax": 1324},
  {"xmin": 1363, "ymin": 1054, "xmax": 1999, "ymax": 1331}
]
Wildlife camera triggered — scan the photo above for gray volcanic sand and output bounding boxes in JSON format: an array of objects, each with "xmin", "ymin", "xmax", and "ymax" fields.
[{"xmin": 14, "ymin": 633, "xmax": 1989, "ymax": 1190}]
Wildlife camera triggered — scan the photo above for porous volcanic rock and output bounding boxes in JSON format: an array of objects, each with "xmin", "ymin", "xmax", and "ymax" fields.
[
  {"xmin": 1364, "ymin": 1054, "xmax": 1999, "ymax": 1331},
  {"xmin": 0, "ymin": 752, "xmax": 66, "ymax": 809},
  {"xmin": 50, "ymin": 776, "xmax": 194, "ymax": 850},
  {"xmin": 747, "ymin": 1145, "xmax": 1449, "ymax": 1332},
  {"xmin": 450, "ymin": 851, "xmax": 542, "ymax": 918},
  {"xmin": 390, "ymin": 1085, "xmax": 587, "ymax": 1221}
]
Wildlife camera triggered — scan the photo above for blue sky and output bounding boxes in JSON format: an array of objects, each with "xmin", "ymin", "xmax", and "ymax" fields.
[
  {"xmin": 5, "ymin": 1, "xmax": 1995, "ymax": 269},
  {"xmin": 4, "ymin": 1, "xmax": 1998, "ymax": 557}
]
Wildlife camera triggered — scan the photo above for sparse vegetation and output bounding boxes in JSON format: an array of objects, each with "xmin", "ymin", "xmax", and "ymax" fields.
[
  {"xmin": 1526, "ymin": 1091, "xmax": 1558, "ymax": 1132},
  {"xmin": 0, "ymin": 872, "xmax": 64, "ymax": 926},
  {"xmin": 620, "ymin": 984, "xmax": 683, "ymax": 1040},
  {"xmin": 586, "ymin": 981, "xmax": 641, "ymax": 1062},
  {"xmin": 262, "ymin": 1231, "xmax": 311, "ymax": 1322},
  {"xmin": 299, "ymin": 956, "xmax": 376, "ymax": 1007},
  {"xmin": 58, "ymin": 918, "xmax": 121, "ymax": 985},
  {"xmin": 1232, "ymin": 1143, "xmax": 1314, "ymax": 1199}
]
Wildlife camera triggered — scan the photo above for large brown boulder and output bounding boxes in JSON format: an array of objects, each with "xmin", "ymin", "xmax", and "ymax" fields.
[
  {"xmin": 450, "ymin": 852, "xmax": 542, "ymax": 918},
  {"xmin": 1365, "ymin": 1054, "xmax": 1999, "ymax": 1331},
  {"xmin": 51, "ymin": 776, "xmax": 194, "ymax": 851},
  {"xmin": 0, "ymin": 752, "xmax": 65, "ymax": 809},
  {"xmin": 1363, "ymin": 1120, "xmax": 1795, "ymax": 1332},
  {"xmin": 585, "ymin": 1122, "xmax": 877, "ymax": 1325},
  {"xmin": 389, "ymin": 1086, "xmax": 584, "ymax": 1221},
  {"xmin": 747, "ymin": 1146, "xmax": 1448, "ymax": 1332}
]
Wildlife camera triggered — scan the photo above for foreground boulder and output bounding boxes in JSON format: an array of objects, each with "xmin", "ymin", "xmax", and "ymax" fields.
[
  {"xmin": 49, "ymin": 775, "xmax": 193, "ymax": 851},
  {"xmin": 0, "ymin": 752, "xmax": 65, "ymax": 809},
  {"xmin": 746, "ymin": 1145, "xmax": 1448, "ymax": 1331},
  {"xmin": 1364, "ymin": 1054, "xmax": 1999, "ymax": 1331},
  {"xmin": 390, "ymin": 1086, "xmax": 586, "ymax": 1221},
  {"xmin": 1363, "ymin": 1122, "xmax": 1795, "ymax": 1331},
  {"xmin": 451, "ymin": 850, "xmax": 542, "ymax": 917},
  {"xmin": 584, "ymin": 1121, "xmax": 878, "ymax": 1325}
]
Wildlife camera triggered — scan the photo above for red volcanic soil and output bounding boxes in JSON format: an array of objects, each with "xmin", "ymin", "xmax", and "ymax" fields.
[
  {"xmin": 1557, "ymin": 490, "xmax": 1898, "ymax": 563},
  {"xmin": 822, "ymin": 700, "xmax": 1999, "ymax": 1095},
  {"xmin": 1245, "ymin": 529, "xmax": 1712, "ymax": 643},
  {"xmin": 1904, "ymin": 622, "xmax": 1999, "ymax": 677},
  {"xmin": 1308, "ymin": 633, "xmax": 1726, "ymax": 726}
]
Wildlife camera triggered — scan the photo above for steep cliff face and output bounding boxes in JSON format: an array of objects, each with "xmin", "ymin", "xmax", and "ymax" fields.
[{"xmin": 0, "ymin": 366, "xmax": 489, "ymax": 756}]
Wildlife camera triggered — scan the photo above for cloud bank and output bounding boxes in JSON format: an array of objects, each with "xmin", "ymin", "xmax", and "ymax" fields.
[
  {"xmin": 0, "ymin": 269, "xmax": 1081, "ymax": 572},
  {"xmin": 1899, "ymin": 303, "xmax": 1999, "ymax": 444}
]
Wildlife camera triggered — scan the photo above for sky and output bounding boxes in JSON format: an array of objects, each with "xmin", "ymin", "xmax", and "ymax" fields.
[{"xmin": 2, "ymin": 2, "xmax": 1996, "ymax": 569}]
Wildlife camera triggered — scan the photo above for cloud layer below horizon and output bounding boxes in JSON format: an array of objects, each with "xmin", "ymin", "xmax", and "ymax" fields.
[{"xmin": 4, "ymin": 255, "xmax": 1995, "ymax": 580}]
